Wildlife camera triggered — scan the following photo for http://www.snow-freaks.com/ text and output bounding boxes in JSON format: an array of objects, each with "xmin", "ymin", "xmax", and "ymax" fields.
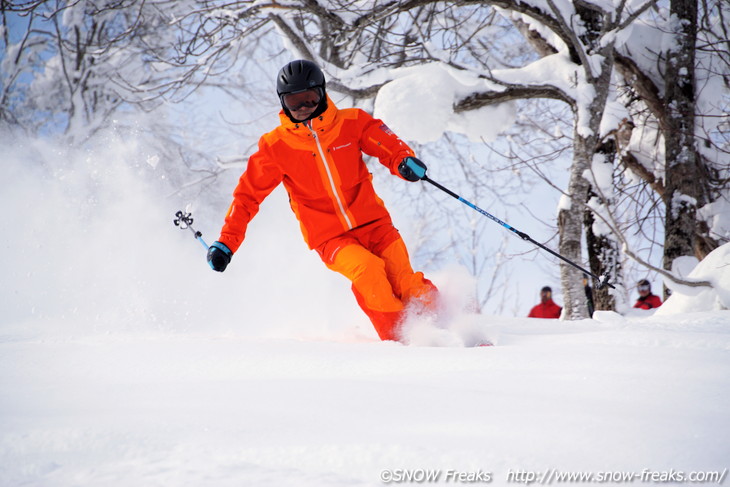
[{"xmin": 379, "ymin": 467, "xmax": 728, "ymax": 484}]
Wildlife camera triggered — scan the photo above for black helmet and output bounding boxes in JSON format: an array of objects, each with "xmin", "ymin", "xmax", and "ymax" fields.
[
  {"xmin": 276, "ymin": 60, "xmax": 328, "ymax": 122},
  {"xmin": 276, "ymin": 60, "xmax": 325, "ymax": 95}
]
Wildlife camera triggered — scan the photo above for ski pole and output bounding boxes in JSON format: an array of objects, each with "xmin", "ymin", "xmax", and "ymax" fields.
[
  {"xmin": 173, "ymin": 210, "xmax": 209, "ymax": 251},
  {"xmin": 421, "ymin": 176, "xmax": 614, "ymax": 290}
]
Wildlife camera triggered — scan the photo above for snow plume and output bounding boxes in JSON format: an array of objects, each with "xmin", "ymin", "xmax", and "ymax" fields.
[
  {"xmin": 399, "ymin": 266, "xmax": 499, "ymax": 347},
  {"xmin": 1, "ymin": 133, "xmax": 171, "ymax": 331},
  {"xmin": 0, "ymin": 130, "xmax": 364, "ymax": 340}
]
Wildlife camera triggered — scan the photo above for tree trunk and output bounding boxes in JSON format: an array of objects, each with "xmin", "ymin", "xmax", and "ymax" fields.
[
  {"xmin": 584, "ymin": 141, "xmax": 622, "ymax": 312},
  {"xmin": 662, "ymin": 0, "xmax": 702, "ymax": 296},
  {"xmin": 584, "ymin": 211, "xmax": 618, "ymax": 312},
  {"xmin": 554, "ymin": 3, "xmax": 619, "ymax": 319},
  {"xmin": 559, "ymin": 131, "xmax": 591, "ymax": 319}
]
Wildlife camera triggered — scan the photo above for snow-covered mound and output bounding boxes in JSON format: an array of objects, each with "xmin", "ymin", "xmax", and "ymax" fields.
[{"xmin": 657, "ymin": 243, "xmax": 730, "ymax": 314}]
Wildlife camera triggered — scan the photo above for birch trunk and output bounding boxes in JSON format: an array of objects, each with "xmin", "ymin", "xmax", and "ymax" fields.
[
  {"xmin": 559, "ymin": 132, "xmax": 591, "ymax": 319},
  {"xmin": 558, "ymin": 45, "xmax": 615, "ymax": 318}
]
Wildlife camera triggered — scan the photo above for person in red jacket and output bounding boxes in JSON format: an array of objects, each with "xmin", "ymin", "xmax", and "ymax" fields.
[
  {"xmin": 206, "ymin": 60, "xmax": 438, "ymax": 342},
  {"xmin": 633, "ymin": 279, "xmax": 662, "ymax": 310},
  {"xmin": 528, "ymin": 286, "xmax": 562, "ymax": 319}
]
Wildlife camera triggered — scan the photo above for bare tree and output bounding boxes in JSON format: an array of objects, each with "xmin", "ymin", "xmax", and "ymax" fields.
[
  {"xmin": 6, "ymin": 0, "xmax": 727, "ymax": 314},
  {"xmin": 138, "ymin": 0, "xmax": 728, "ymax": 315},
  {"xmin": 0, "ymin": 1, "xmax": 247, "ymax": 191}
]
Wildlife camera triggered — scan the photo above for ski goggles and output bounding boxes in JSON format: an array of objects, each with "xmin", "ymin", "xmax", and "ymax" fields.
[
  {"xmin": 638, "ymin": 284, "xmax": 651, "ymax": 292},
  {"xmin": 281, "ymin": 88, "xmax": 322, "ymax": 112}
]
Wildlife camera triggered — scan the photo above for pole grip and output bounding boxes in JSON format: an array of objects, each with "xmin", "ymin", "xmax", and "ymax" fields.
[{"xmin": 424, "ymin": 176, "xmax": 459, "ymax": 199}]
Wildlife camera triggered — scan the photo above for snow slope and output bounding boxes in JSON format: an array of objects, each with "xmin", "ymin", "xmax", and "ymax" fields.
[
  {"xmin": 1, "ymin": 126, "xmax": 729, "ymax": 487},
  {"xmin": 1, "ymin": 312, "xmax": 729, "ymax": 486}
]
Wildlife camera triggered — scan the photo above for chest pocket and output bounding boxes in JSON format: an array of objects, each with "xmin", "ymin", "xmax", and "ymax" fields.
[{"xmin": 328, "ymin": 138, "xmax": 367, "ymax": 189}]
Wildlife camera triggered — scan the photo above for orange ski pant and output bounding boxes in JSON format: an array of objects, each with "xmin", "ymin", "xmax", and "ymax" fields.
[{"xmin": 316, "ymin": 220, "xmax": 438, "ymax": 341}]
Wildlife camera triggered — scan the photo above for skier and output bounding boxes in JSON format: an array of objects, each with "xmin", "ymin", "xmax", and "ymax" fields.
[
  {"xmin": 527, "ymin": 286, "xmax": 562, "ymax": 319},
  {"xmin": 633, "ymin": 279, "xmax": 662, "ymax": 310},
  {"xmin": 206, "ymin": 59, "xmax": 438, "ymax": 342}
]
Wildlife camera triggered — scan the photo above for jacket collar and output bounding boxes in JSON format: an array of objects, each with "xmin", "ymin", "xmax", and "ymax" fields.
[{"xmin": 278, "ymin": 95, "xmax": 338, "ymax": 133}]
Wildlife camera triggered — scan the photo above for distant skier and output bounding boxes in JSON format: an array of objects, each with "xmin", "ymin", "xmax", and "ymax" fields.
[
  {"xmin": 633, "ymin": 279, "xmax": 662, "ymax": 310},
  {"xmin": 527, "ymin": 286, "xmax": 562, "ymax": 319},
  {"xmin": 206, "ymin": 59, "xmax": 438, "ymax": 342}
]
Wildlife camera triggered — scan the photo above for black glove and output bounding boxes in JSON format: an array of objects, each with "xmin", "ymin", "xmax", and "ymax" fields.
[
  {"xmin": 398, "ymin": 157, "xmax": 427, "ymax": 182},
  {"xmin": 207, "ymin": 241, "xmax": 233, "ymax": 272}
]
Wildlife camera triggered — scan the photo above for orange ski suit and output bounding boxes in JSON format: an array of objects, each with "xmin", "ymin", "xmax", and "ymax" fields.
[{"xmin": 218, "ymin": 97, "xmax": 437, "ymax": 341}]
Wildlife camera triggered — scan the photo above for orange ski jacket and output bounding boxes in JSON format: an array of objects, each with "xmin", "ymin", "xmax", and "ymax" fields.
[{"xmin": 218, "ymin": 97, "xmax": 415, "ymax": 253}]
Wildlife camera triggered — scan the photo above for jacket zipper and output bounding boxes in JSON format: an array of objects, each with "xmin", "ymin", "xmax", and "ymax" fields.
[{"xmin": 308, "ymin": 124, "xmax": 354, "ymax": 230}]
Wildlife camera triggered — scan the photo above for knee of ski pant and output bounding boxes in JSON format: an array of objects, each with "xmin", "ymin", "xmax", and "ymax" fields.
[
  {"xmin": 327, "ymin": 244, "xmax": 403, "ymax": 313},
  {"xmin": 326, "ymin": 244, "xmax": 383, "ymax": 280}
]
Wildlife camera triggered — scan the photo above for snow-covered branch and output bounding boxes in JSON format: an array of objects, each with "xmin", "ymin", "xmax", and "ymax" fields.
[{"xmin": 455, "ymin": 84, "xmax": 572, "ymax": 112}]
